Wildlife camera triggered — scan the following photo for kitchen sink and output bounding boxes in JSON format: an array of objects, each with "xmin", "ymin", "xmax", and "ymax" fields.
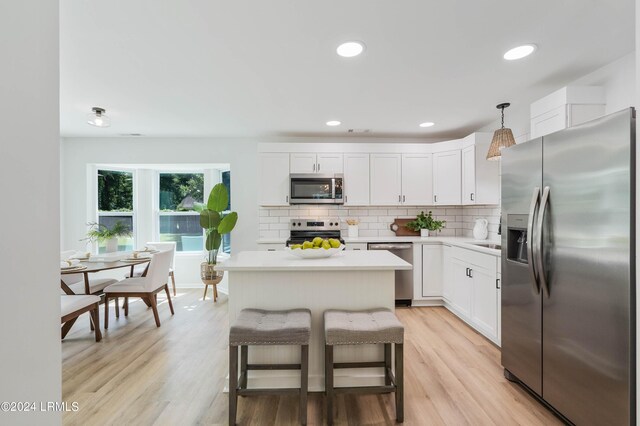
[{"xmin": 471, "ymin": 243, "xmax": 502, "ymax": 250}]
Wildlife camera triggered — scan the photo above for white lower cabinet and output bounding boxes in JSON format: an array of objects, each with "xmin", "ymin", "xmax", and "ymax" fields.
[
  {"xmin": 421, "ymin": 245, "xmax": 442, "ymax": 297},
  {"xmin": 344, "ymin": 243, "xmax": 368, "ymax": 251},
  {"xmin": 446, "ymin": 246, "xmax": 500, "ymax": 345},
  {"xmin": 442, "ymin": 245, "xmax": 453, "ymax": 301}
]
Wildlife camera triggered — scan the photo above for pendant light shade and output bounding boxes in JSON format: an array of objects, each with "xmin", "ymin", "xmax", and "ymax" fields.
[
  {"xmin": 486, "ymin": 103, "xmax": 516, "ymax": 161},
  {"xmin": 87, "ymin": 107, "xmax": 111, "ymax": 128}
]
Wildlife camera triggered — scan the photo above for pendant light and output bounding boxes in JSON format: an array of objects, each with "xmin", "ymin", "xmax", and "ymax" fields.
[
  {"xmin": 486, "ymin": 103, "xmax": 516, "ymax": 161},
  {"xmin": 87, "ymin": 107, "xmax": 111, "ymax": 128}
]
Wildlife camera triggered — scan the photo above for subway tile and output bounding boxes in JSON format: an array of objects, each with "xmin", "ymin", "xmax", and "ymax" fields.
[
  {"xmin": 378, "ymin": 230, "xmax": 396, "ymax": 237},
  {"xmin": 259, "ymin": 223, "xmax": 269, "ymax": 230},
  {"xmin": 269, "ymin": 223, "xmax": 288, "ymax": 230},
  {"xmin": 348, "ymin": 209, "xmax": 366, "ymax": 216},
  {"xmin": 368, "ymin": 209, "xmax": 388, "ymax": 216},
  {"xmin": 259, "ymin": 209, "xmax": 270, "ymax": 217},
  {"xmin": 259, "ymin": 217, "xmax": 279, "ymax": 224},
  {"xmin": 269, "ymin": 209, "xmax": 290, "ymax": 217},
  {"xmin": 259, "ymin": 230, "xmax": 279, "ymax": 238},
  {"xmin": 359, "ymin": 230, "xmax": 378, "ymax": 237},
  {"xmin": 387, "ymin": 209, "xmax": 408, "ymax": 216},
  {"xmin": 279, "ymin": 230, "xmax": 290, "ymax": 238}
]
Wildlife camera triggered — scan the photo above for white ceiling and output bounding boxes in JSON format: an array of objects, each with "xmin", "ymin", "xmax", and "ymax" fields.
[{"xmin": 60, "ymin": 1, "xmax": 635, "ymax": 139}]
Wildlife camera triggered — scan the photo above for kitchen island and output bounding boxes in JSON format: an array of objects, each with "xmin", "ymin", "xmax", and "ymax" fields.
[{"xmin": 216, "ymin": 249, "xmax": 412, "ymax": 391}]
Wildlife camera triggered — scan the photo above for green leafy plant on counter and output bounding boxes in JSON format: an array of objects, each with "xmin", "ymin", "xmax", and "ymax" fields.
[
  {"xmin": 405, "ymin": 211, "xmax": 446, "ymax": 232},
  {"xmin": 84, "ymin": 221, "xmax": 132, "ymax": 243},
  {"xmin": 196, "ymin": 183, "xmax": 238, "ymax": 265}
]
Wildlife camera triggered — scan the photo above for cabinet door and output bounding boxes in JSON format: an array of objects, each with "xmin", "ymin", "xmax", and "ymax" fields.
[
  {"xmin": 422, "ymin": 245, "xmax": 443, "ymax": 297},
  {"xmin": 317, "ymin": 153, "xmax": 343, "ymax": 174},
  {"xmin": 470, "ymin": 265, "xmax": 498, "ymax": 342},
  {"xmin": 451, "ymin": 258, "xmax": 471, "ymax": 318},
  {"xmin": 343, "ymin": 154, "xmax": 370, "ymax": 206},
  {"xmin": 258, "ymin": 153, "xmax": 290, "ymax": 206},
  {"xmin": 433, "ymin": 150, "xmax": 461, "ymax": 205},
  {"xmin": 461, "ymin": 146, "xmax": 476, "ymax": 205},
  {"xmin": 530, "ymin": 105, "xmax": 566, "ymax": 138},
  {"xmin": 442, "ymin": 245, "xmax": 452, "ymax": 301},
  {"xmin": 402, "ymin": 154, "xmax": 433, "ymax": 205},
  {"xmin": 290, "ymin": 153, "xmax": 317, "ymax": 173},
  {"xmin": 370, "ymin": 154, "xmax": 402, "ymax": 206}
]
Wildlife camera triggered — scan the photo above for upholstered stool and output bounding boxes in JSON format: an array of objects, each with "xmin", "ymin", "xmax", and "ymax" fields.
[
  {"xmin": 229, "ymin": 308, "xmax": 311, "ymax": 425},
  {"xmin": 324, "ymin": 308, "xmax": 404, "ymax": 424}
]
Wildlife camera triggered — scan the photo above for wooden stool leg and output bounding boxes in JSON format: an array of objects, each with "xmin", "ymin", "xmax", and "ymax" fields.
[
  {"xmin": 300, "ymin": 344, "xmax": 309, "ymax": 425},
  {"xmin": 229, "ymin": 345, "xmax": 239, "ymax": 426},
  {"xmin": 325, "ymin": 344, "xmax": 334, "ymax": 426},
  {"xmin": 395, "ymin": 343, "xmax": 404, "ymax": 423},
  {"xmin": 104, "ymin": 296, "xmax": 109, "ymax": 329},
  {"xmin": 384, "ymin": 343, "xmax": 392, "ymax": 386},
  {"xmin": 240, "ymin": 345, "xmax": 248, "ymax": 389}
]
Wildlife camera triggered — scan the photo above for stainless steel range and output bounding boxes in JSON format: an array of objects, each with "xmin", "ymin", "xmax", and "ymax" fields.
[{"xmin": 286, "ymin": 218, "xmax": 343, "ymax": 246}]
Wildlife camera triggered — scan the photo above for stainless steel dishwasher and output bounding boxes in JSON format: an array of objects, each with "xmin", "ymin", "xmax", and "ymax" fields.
[{"xmin": 367, "ymin": 243, "xmax": 413, "ymax": 306}]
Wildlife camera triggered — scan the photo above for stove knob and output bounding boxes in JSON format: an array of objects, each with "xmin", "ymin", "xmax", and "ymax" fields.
[
  {"xmin": 298, "ymin": 222, "xmax": 302, "ymax": 226},
  {"xmin": 292, "ymin": 223, "xmax": 296, "ymax": 227},
  {"xmin": 330, "ymin": 222, "xmax": 334, "ymax": 226}
]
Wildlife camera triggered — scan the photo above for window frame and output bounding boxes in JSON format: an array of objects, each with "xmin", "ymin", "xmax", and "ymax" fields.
[{"xmin": 94, "ymin": 166, "xmax": 137, "ymax": 252}]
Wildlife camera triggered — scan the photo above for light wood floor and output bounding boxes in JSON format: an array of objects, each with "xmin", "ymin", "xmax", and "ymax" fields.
[{"xmin": 62, "ymin": 289, "xmax": 561, "ymax": 426}]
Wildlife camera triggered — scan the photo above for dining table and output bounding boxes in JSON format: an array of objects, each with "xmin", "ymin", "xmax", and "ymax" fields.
[{"xmin": 60, "ymin": 258, "xmax": 151, "ymax": 296}]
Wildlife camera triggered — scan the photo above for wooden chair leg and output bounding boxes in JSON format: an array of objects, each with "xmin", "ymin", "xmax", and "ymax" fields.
[
  {"xmin": 89, "ymin": 315, "xmax": 95, "ymax": 331},
  {"xmin": 240, "ymin": 346, "xmax": 248, "ymax": 389},
  {"xmin": 395, "ymin": 343, "xmax": 404, "ymax": 423},
  {"xmin": 300, "ymin": 344, "xmax": 309, "ymax": 425},
  {"xmin": 124, "ymin": 297, "xmax": 129, "ymax": 316},
  {"xmin": 164, "ymin": 284, "xmax": 175, "ymax": 315},
  {"xmin": 202, "ymin": 285, "xmax": 208, "ymax": 301},
  {"xmin": 104, "ymin": 296, "xmax": 109, "ymax": 329},
  {"xmin": 229, "ymin": 345, "xmax": 238, "ymax": 426},
  {"xmin": 384, "ymin": 343, "xmax": 392, "ymax": 386},
  {"xmin": 325, "ymin": 344, "xmax": 334, "ymax": 426},
  {"xmin": 170, "ymin": 271, "xmax": 176, "ymax": 296},
  {"xmin": 115, "ymin": 297, "xmax": 119, "ymax": 318},
  {"xmin": 149, "ymin": 295, "xmax": 161, "ymax": 327},
  {"xmin": 61, "ymin": 317, "xmax": 78, "ymax": 339},
  {"xmin": 91, "ymin": 306, "xmax": 102, "ymax": 342}
]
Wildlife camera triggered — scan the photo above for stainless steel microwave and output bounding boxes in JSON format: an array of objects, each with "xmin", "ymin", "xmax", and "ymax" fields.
[{"xmin": 289, "ymin": 174, "xmax": 343, "ymax": 204}]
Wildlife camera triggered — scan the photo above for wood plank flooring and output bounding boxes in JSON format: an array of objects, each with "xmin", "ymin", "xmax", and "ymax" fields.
[{"xmin": 62, "ymin": 289, "xmax": 561, "ymax": 425}]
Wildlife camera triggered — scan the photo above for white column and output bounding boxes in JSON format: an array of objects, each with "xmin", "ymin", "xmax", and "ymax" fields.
[{"xmin": 0, "ymin": 1, "xmax": 61, "ymax": 424}]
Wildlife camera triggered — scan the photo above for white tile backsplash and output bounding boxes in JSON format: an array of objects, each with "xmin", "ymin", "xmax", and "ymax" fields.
[{"xmin": 258, "ymin": 204, "xmax": 501, "ymax": 240}]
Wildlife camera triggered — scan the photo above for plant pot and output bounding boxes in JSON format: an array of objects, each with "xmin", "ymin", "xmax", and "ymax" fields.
[
  {"xmin": 201, "ymin": 262, "xmax": 224, "ymax": 284},
  {"xmin": 420, "ymin": 229, "xmax": 430, "ymax": 237},
  {"xmin": 105, "ymin": 237, "xmax": 119, "ymax": 253}
]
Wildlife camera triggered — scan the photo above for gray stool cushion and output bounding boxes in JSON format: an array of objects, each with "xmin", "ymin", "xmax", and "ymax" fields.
[
  {"xmin": 230, "ymin": 308, "xmax": 311, "ymax": 346},
  {"xmin": 324, "ymin": 308, "xmax": 404, "ymax": 345}
]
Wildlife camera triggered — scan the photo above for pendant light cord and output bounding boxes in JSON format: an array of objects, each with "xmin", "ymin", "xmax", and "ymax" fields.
[{"xmin": 501, "ymin": 106, "xmax": 505, "ymax": 129}]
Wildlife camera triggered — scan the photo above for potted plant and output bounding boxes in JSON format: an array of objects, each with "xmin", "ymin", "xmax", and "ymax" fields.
[
  {"xmin": 196, "ymin": 183, "xmax": 238, "ymax": 286},
  {"xmin": 405, "ymin": 211, "xmax": 445, "ymax": 237},
  {"xmin": 84, "ymin": 221, "xmax": 132, "ymax": 252}
]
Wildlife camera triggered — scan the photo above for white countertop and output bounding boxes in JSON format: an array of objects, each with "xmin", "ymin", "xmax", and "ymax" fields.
[
  {"xmin": 257, "ymin": 236, "xmax": 502, "ymax": 257},
  {"xmin": 217, "ymin": 250, "xmax": 413, "ymax": 272}
]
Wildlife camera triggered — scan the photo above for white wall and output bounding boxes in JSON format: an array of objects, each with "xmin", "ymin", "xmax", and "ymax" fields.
[
  {"xmin": 480, "ymin": 51, "xmax": 636, "ymax": 143},
  {"xmin": 0, "ymin": 1, "xmax": 61, "ymax": 424}
]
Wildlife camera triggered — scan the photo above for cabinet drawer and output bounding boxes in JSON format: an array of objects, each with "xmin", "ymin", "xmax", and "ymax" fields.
[
  {"xmin": 452, "ymin": 247, "xmax": 497, "ymax": 273},
  {"xmin": 345, "ymin": 243, "xmax": 368, "ymax": 251}
]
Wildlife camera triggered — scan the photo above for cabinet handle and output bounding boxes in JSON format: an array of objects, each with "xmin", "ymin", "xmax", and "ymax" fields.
[
  {"xmin": 398, "ymin": 195, "xmax": 401, "ymax": 202},
  {"xmin": 345, "ymin": 195, "xmax": 348, "ymax": 203},
  {"xmin": 496, "ymin": 278, "xmax": 500, "ymax": 289},
  {"xmin": 268, "ymin": 249, "xmax": 276, "ymax": 252},
  {"xmin": 402, "ymin": 195, "xmax": 406, "ymax": 203},
  {"xmin": 469, "ymin": 268, "xmax": 473, "ymax": 278},
  {"xmin": 317, "ymin": 163, "xmax": 320, "ymax": 172},
  {"xmin": 313, "ymin": 163, "xmax": 316, "ymax": 172},
  {"xmin": 470, "ymin": 193, "xmax": 474, "ymax": 201},
  {"xmin": 286, "ymin": 195, "xmax": 289, "ymax": 203},
  {"xmin": 434, "ymin": 195, "xmax": 438, "ymax": 203},
  {"xmin": 465, "ymin": 267, "xmax": 470, "ymax": 277},
  {"xmin": 353, "ymin": 248, "xmax": 361, "ymax": 251}
]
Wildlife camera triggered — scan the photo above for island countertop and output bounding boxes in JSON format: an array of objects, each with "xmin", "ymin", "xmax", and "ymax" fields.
[{"xmin": 216, "ymin": 250, "xmax": 412, "ymax": 272}]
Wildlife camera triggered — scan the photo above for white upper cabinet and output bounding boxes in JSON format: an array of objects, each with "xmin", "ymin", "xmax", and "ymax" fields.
[
  {"xmin": 370, "ymin": 154, "xmax": 402, "ymax": 205},
  {"xmin": 461, "ymin": 133, "xmax": 500, "ymax": 205},
  {"xmin": 401, "ymin": 154, "xmax": 433, "ymax": 205},
  {"xmin": 290, "ymin": 153, "xmax": 317, "ymax": 174},
  {"xmin": 290, "ymin": 153, "xmax": 343, "ymax": 174},
  {"xmin": 258, "ymin": 153, "xmax": 290, "ymax": 206},
  {"xmin": 317, "ymin": 153, "xmax": 343, "ymax": 174},
  {"xmin": 530, "ymin": 86, "xmax": 605, "ymax": 138},
  {"xmin": 343, "ymin": 154, "xmax": 370, "ymax": 206},
  {"xmin": 433, "ymin": 150, "xmax": 461, "ymax": 205}
]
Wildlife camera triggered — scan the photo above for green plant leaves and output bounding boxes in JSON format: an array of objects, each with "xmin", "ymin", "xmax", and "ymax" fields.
[
  {"xmin": 199, "ymin": 209, "xmax": 221, "ymax": 229},
  {"xmin": 206, "ymin": 232, "xmax": 222, "ymax": 251},
  {"xmin": 207, "ymin": 183, "xmax": 229, "ymax": 212},
  {"xmin": 218, "ymin": 212, "xmax": 238, "ymax": 234}
]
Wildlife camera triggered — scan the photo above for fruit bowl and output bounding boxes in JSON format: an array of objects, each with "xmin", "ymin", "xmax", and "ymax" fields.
[{"xmin": 286, "ymin": 245, "xmax": 345, "ymax": 259}]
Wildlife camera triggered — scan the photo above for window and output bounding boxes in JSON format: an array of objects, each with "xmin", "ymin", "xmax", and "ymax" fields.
[
  {"xmin": 97, "ymin": 169, "xmax": 135, "ymax": 253},
  {"xmin": 221, "ymin": 170, "xmax": 231, "ymax": 254},
  {"xmin": 159, "ymin": 173, "xmax": 204, "ymax": 252}
]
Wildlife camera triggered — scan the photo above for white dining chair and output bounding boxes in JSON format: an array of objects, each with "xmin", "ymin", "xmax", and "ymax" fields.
[
  {"xmin": 60, "ymin": 250, "xmax": 117, "ymax": 295},
  {"xmin": 61, "ymin": 295, "xmax": 102, "ymax": 342},
  {"xmin": 125, "ymin": 242, "xmax": 177, "ymax": 296},
  {"xmin": 103, "ymin": 250, "xmax": 174, "ymax": 328}
]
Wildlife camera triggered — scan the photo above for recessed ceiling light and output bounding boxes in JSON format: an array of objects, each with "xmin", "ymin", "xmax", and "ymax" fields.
[
  {"xmin": 503, "ymin": 44, "xmax": 537, "ymax": 61},
  {"xmin": 87, "ymin": 107, "xmax": 111, "ymax": 128},
  {"xmin": 419, "ymin": 122, "xmax": 435, "ymax": 128},
  {"xmin": 326, "ymin": 120, "xmax": 341, "ymax": 126},
  {"xmin": 336, "ymin": 41, "xmax": 365, "ymax": 58}
]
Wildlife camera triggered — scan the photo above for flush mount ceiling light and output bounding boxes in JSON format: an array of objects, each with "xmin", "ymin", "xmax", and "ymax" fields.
[
  {"xmin": 503, "ymin": 44, "xmax": 537, "ymax": 60},
  {"xmin": 419, "ymin": 122, "xmax": 435, "ymax": 128},
  {"xmin": 326, "ymin": 120, "xmax": 341, "ymax": 126},
  {"xmin": 487, "ymin": 103, "xmax": 516, "ymax": 161},
  {"xmin": 87, "ymin": 107, "xmax": 111, "ymax": 128},
  {"xmin": 336, "ymin": 41, "xmax": 365, "ymax": 58}
]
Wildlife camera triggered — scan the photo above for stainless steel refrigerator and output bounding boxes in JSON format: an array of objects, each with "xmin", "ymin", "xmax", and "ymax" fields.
[{"xmin": 501, "ymin": 108, "xmax": 635, "ymax": 425}]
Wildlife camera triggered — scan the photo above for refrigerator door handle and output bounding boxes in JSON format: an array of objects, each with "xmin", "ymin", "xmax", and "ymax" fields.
[
  {"xmin": 536, "ymin": 186, "xmax": 551, "ymax": 297},
  {"xmin": 527, "ymin": 187, "xmax": 541, "ymax": 293}
]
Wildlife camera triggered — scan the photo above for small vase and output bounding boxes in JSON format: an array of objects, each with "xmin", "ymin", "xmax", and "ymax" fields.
[
  {"xmin": 420, "ymin": 229, "xmax": 430, "ymax": 237},
  {"xmin": 348, "ymin": 225, "xmax": 359, "ymax": 238},
  {"xmin": 105, "ymin": 237, "xmax": 119, "ymax": 253}
]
